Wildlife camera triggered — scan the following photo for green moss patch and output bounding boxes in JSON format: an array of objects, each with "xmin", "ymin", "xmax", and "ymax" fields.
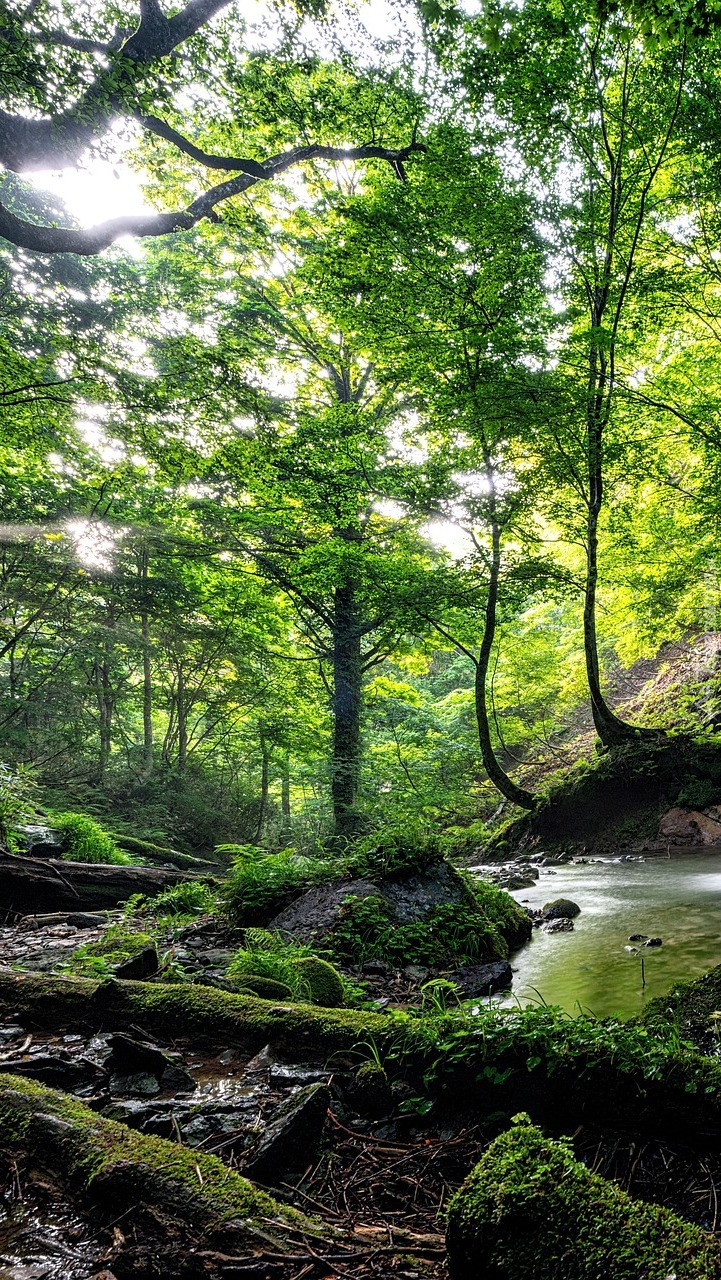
[{"xmin": 446, "ymin": 1117, "xmax": 721, "ymax": 1279}]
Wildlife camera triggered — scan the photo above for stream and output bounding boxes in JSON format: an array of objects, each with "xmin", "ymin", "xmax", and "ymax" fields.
[{"xmin": 487, "ymin": 850, "xmax": 721, "ymax": 1019}]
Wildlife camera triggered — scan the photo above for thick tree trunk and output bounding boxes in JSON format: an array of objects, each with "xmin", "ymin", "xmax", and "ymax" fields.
[
  {"xmin": 332, "ymin": 583, "xmax": 363, "ymax": 838},
  {"xmin": 475, "ymin": 489, "xmax": 536, "ymax": 811},
  {"xmin": 0, "ymin": 850, "xmax": 206, "ymax": 914}
]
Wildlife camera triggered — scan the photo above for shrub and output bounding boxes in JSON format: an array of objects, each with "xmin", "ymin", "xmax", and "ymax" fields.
[
  {"xmin": 347, "ymin": 819, "xmax": 447, "ymax": 880},
  {"xmin": 50, "ymin": 812, "xmax": 131, "ymax": 864},
  {"xmin": 293, "ymin": 956, "xmax": 345, "ymax": 1007}
]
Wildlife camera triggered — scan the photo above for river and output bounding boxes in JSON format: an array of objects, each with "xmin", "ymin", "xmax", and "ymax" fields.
[{"xmin": 478, "ymin": 851, "xmax": 721, "ymax": 1019}]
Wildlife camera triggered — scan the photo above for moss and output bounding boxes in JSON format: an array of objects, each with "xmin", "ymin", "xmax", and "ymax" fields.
[
  {"xmin": 293, "ymin": 956, "xmax": 345, "ymax": 1007},
  {"xmin": 232, "ymin": 975, "xmax": 294, "ymax": 1000},
  {"xmin": 446, "ymin": 1117, "xmax": 721, "ymax": 1279},
  {"xmin": 66, "ymin": 926, "xmax": 156, "ymax": 976},
  {"xmin": 351, "ymin": 1062, "xmax": 393, "ymax": 1117},
  {"xmin": 641, "ymin": 961, "xmax": 721, "ymax": 1053},
  {"xmin": 0, "ymin": 1072, "xmax": 312, "ymax": 1245}
]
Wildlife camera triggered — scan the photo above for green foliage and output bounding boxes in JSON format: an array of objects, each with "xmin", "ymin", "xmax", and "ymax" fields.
[
  {"xmin": 346, "ymin": 821, "xmax": 448, "ymax": 879},
  {"xmin": 227, "ymin": 930, "xmax": 345, "ymax": 1006},
  {"xmin": 446, "ymin": 1118, "xmax": 721, "ymax": 1279},
  {"xmin": 50, "ymin": 812, "xmax": 132, "ymax": 864},
  {"xmin": 0, "ymin": 764, "xmax": 41, "ymax": 850},
  {"xmin": 328, "ymin": 892, "xmax": 516, "ymax": 968},
  {"xmin": 138, "ymin": 880, "xmax": 216, "ymax": 918},
  {"xmin": 218, "ymin": 847, "xmax": 333, "ymax": 925}
]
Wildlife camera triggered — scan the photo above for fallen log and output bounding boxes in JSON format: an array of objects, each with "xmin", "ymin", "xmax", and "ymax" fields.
[
  {"xmin": 0, "ymin": 849, "xmax": 212, "ymax": 913},
  {"xmin": 4, "ymin": 971, "xmax": 721, "ymax": 1148},
  {"xmin": 0, "ymin": 1071, "xmax": 320, "ymax": 1277}
]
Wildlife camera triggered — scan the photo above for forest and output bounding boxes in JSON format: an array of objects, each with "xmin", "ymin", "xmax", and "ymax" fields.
[{"xmin": 6, "ymin": 0, "xmax": 721, "ymax": 1274}]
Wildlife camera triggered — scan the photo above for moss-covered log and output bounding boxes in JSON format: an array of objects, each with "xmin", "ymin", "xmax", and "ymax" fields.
[
  {"xmin": 0, "ymin": 969, "xmax": 395, "ymax": 1058},
  {"xmin": 0, "ymin": 1072, "xmax": 318, "ymax": 1271},
  {"xmin": 4, "ymin": 972, "xmax": 721, "ymax": 1147},
  {"xmin": 0, "ymin": 849, "xmax": 210, "ymax": 913},
  {"xmin": 446, "ymin": 1118, "xmax": 721, "ymax": 1279}
]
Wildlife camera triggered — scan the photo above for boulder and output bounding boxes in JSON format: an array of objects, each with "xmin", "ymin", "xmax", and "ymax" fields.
[
  {"xmin": 242, "ymin": 1082, "xmax": 330, "ymax": 1183},
  {"xmin": 659, "ymin": 806, "xmax": 721, "ymax": 845},
  {"xmin": 541, "ymin": 917, "xmax": 574, "ymax": 933},
  {"xmin": 446, "ymin": 1118, "xmax": 721, "ymax": 1280},
  {"xmin": 541, "ymin": 898, "xmax": 580, "ymax": 921}
]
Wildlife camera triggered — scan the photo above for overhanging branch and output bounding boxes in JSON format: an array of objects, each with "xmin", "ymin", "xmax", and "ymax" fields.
[{"xmin": 0, "ymin": 141, "xmax": 425, "ymax": 255}]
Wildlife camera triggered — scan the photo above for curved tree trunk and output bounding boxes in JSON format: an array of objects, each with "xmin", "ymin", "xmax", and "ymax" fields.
[{"xmin": 475, "ymin": 472, "xmax": 536, "ymax": 811}]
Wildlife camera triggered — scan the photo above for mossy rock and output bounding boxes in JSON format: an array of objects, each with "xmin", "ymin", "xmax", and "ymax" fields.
[
  {"xmin": 293, "ymin": 956, "xmax": 345, "ymax": 1007},
  {"xmin": 232, "ymin": 975, "xmax": 294, "ymax": 1001},
  {"xmin": 446, "ymin": 1117, "xmax": 721, "ymax": 1279},
  {"xmin": 350, "ymin": 1062, "xmax": 393, "ymax": 1117}
]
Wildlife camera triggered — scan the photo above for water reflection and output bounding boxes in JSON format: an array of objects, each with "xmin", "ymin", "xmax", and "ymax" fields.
[{"xmin": 474, "ymin": 852, "xmax": 721, "ymax": 1019}]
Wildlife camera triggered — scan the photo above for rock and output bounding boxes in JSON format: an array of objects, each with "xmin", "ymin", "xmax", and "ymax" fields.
[
  {"xmin": 451, "ymin": 961, "xmax": 513, "ymax": 997},
  {"xmin": 659, "ymin": 806, "xmax": 721, "ymax": 846},
  {"xmin": 218, "ymin": 1048, "xmax": 238, "ymax": 1065},
  {"xmin": 541, "ymin": 898, "xmax": 581, "ymax": 921},
  {"xmin": 629, "ymin": 934, "xmax": 648, "ymax": 942},
  {"xmin": 161, "ymin": 1063, "xmax": 197, "ymax": 1094},
  {"xmin": 114, "ymin": 945, "xmax": 158, "ymax": 980},
  {"xmin": 269, "ymin": 880, "xmax": 384, "ymax": 941},
  {"xmin": 644, "ymin": 937, "xmax": 662, "ymax": 947},
  {"xmin": 269, "ymin": 1063, "xmax": 331, "ymax": 1087},
  {"xmin": 243, "ymin": 1082, "xmax": 330, "ymax": 1183},
  {"xmin": 542, "ymin": 917, "xmax": 574, "ymax": 933},
  {"xmin": 244, "ymin": 1044, "xmax": 276, "ymax": 1074},
  {"xmin": 109, "ymin": 1070, "xmax": 161, "ymax": 1096},
  {"xmin": 232, "ymin": 974, "xmax": 294, "ymax": 1000},
  {"xmin": 404, "ymin": 964, "xmax": 430, "ymax": 984},
  {"xmin": 108, "ymin": 1033, "xmax": 168, "ymax": 1077},
  {"xmin": 362, "ymin": 959, "xmax": 389, "ymax": 976},
  {"xmin": 2, "ymin": 1053, "xmax": 104, "ymax": 1092},
  {"xmin": 348, "ymin": 1062, "xmax": 393, "ymax": 1118}
]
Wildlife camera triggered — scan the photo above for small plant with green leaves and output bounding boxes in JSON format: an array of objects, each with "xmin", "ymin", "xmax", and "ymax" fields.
[
  {"xmin": 218, "ymin": 846, "xmax": 334, "ymax": 925},
  {"xmin": 49, "ymin": 812, "xmax": 132, "ymax": 865},
  {"xmin": 347, "ymin": 819, "xmax": 448, "ymax": 880},
  {"xmin": 227, "ymin": 929, "xmax": 345, "ymax": 1006}
]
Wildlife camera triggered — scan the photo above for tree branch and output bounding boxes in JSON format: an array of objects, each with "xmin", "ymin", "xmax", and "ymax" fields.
[{"xmin": 0, "ymin": 141, "xmax": 426, "ymax": 254}]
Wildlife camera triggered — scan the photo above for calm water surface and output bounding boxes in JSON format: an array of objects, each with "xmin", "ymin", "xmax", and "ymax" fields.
[{"xmin": 476, "ymin": 851, "xmax": 721, "ymax": 1019}]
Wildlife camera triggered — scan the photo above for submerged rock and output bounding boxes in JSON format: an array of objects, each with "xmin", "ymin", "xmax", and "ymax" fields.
[{"xmin": 541, "ymin": 917, "xmax": 574, "ymax": 933}]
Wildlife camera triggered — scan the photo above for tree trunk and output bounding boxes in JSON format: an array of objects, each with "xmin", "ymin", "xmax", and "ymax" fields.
[
  {"xmin": 584, "ymin": 368, "xmax": 648, "ymax": 746},
  {"xmin": 177, "ymin": 663, "xmax": 188, "ymax": 773},
  {"xmin": 475, "ymin": 477, "xmax": 536, "ymax": 811},
  {"xmin": 139, "ymin": 545, "xmax": 154, "ymax": 780},
  {"xmin": 255, "ymin": 733, "xmax": 269, "ymax": 842},
  {"xmin": 332, "ymin": 582, "xmax": 362, "ymax": 838},
  {"xmin": 280, "ymin": 755, "xmax": 292, "ymax": 845}
]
